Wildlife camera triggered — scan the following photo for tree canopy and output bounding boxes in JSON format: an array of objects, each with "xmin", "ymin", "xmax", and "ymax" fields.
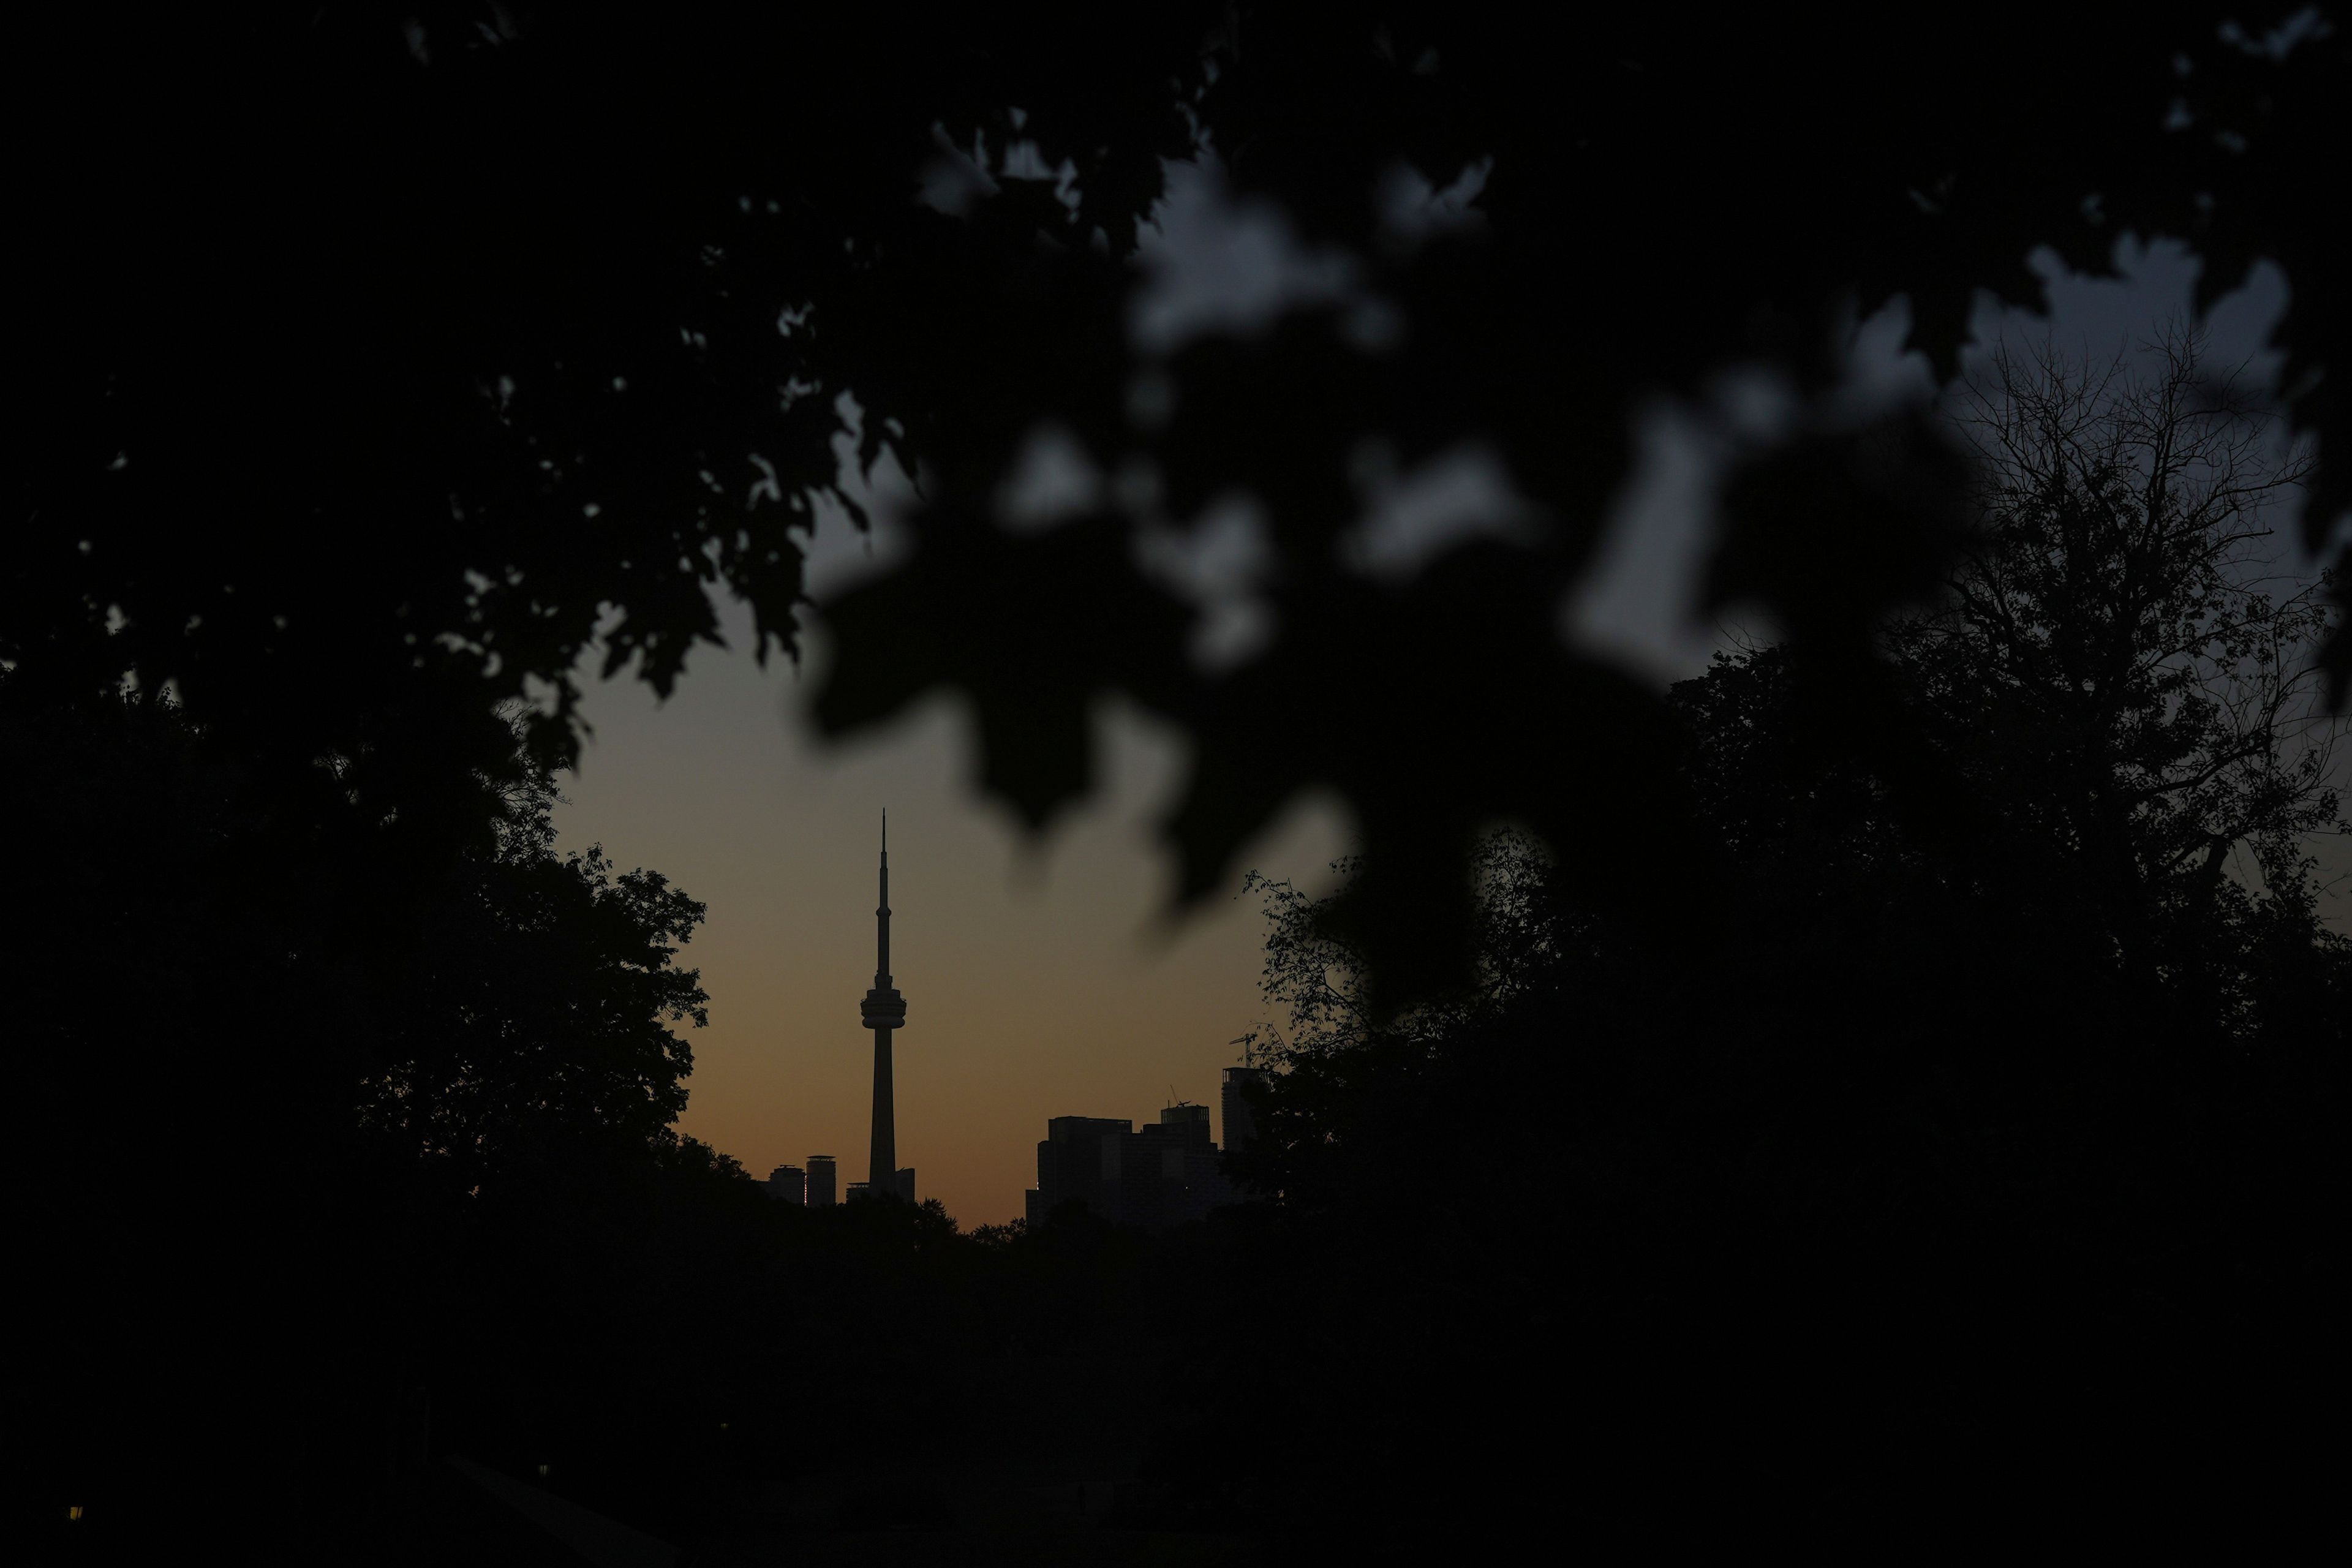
[
  {"xmin": 12, "ymin": 3, "xmax": 2345, "ymax": 994},
  {"xmin": 1214, "ymin": 342, "xmax": 2343, "ymax": 1536}
]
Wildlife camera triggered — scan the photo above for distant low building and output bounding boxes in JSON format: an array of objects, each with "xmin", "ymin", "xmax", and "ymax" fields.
[
  {"xmin": 767, "ymin": 1164, "xmax": 807, "ymax": 1204},
  {"xmin": 807, "ymin": 1155, "xmax": 838, "ymax": 1207},
  {"xmin": 845, "ymin": 1180, "xmax": 872, "ymax": 1201},
  {"xmin": 895, "ymin": 1167, "xmax": 916, "ymax": 1204}
]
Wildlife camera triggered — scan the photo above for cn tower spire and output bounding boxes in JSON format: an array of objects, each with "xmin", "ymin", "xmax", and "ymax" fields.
[
  {"xmin": 860, "ymin": 811, "xmax": 907, "ymax": 1199},
  {"xmin": 876, "ymin": 809, "xmax": 890, "ymax": 984}
]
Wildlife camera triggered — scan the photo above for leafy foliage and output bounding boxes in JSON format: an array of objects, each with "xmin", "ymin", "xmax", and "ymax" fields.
[
  {"xmin": 1233, "ymin": 829, "xmax": 1570, "ymax": 1068},
  {"xmin": 9, "ymin": 680, "xmax": 711, "ymax": 1534},
  {"xmin": 10, "ymin": 5, "xmax": 2344, "ymax": 997},
  {"xmin": 356, "ymin": 760, "xmax": 710, "ymax": 1191},
  {"xmin": 1208, "ymin": 350, "xmax": 2348, "ymax": 1533}
]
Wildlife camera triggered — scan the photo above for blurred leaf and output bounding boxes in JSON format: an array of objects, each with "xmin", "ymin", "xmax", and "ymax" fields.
[
  {"xmin": 813, "ymin": 506, "xmax": 1194, "ymax": 830},
  {"xmin": 1709, "ymin": 412, "xmax": 1977, "ymax": 652}
]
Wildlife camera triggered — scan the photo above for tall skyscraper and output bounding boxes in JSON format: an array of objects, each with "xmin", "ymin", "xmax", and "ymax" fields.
[
  {"xmin": 807, "ymin": 1154, "xmax": 838, "ymax": 1207},
  {"xmin": 861, "ymin": 813, "xmax": 908, "ymax": 1200}
]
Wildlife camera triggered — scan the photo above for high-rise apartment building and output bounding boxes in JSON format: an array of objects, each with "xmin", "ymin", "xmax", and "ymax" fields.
[
  {"xmin": 896, "ymin": 1167, "xmax": 916, "ymax": 1204},
  {"xmin": 1026, "ymin": 1116, "xmax": 1133, "ymax": 1225},
  {"xmin": 807, "ymin": 1154, "xmax": 838, "ymax": 1207}
]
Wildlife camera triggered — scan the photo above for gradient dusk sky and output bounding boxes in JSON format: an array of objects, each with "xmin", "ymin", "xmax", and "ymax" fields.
[{"xmin": 552, "ymin": 196, "xmax": 2339, "ymax": 1229}]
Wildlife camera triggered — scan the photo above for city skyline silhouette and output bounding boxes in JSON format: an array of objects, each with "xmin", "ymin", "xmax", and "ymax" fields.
[{"xmin": 18, "ymin": 7, "xmax": 2342, "ymax": 1556}]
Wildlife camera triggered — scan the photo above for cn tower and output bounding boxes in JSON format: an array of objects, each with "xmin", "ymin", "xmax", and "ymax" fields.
[{"xmin": 859, "ymin": 812, "xmax": 907, "ymax": 1198}]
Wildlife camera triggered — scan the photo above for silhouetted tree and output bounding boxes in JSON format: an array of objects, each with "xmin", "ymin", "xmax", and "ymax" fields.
[
  {"xmin": 1683, "ymin": 335, "xmax": 2346, "ymax": 1047},
  {"xmin": 1904, "ymin": 335, "xmax": 2342, "ymax": 1013},
  {"xmin": 355, "ymin": 753, "xmax": 710, "ymax": 1194},
  {"xmin": 8, "ymin": 682, "xmax": 716, "ymax": 1541},
  {"xmin": 1237, "ymin": 832, "xmax": 1567, "ymax": 1059},
  {"xmin": 1207, "ymin": 341, "xmax": 2350, "ymax": 1542},
  {"xmin": 1226, "ymin": 832, "xmax": 1591, "ymax": 1207}
]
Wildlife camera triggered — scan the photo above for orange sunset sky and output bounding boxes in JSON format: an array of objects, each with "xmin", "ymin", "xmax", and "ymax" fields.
[{"xmin": 556, "ymin": 591, "xmax": 1349, "ymax": 1229}]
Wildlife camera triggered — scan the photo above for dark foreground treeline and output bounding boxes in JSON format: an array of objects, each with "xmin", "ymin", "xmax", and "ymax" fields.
[
  {"xmin": 23, "ymin": 336, "xmax": 2348, "ymax": 1558},
  {"xmin": 10, "ymin": 656, "xmax": 1255, "ymax": 1559},
  {"xmin": 6, "ymin": 650, "xmax": 1188, "ymax": 1557}
]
